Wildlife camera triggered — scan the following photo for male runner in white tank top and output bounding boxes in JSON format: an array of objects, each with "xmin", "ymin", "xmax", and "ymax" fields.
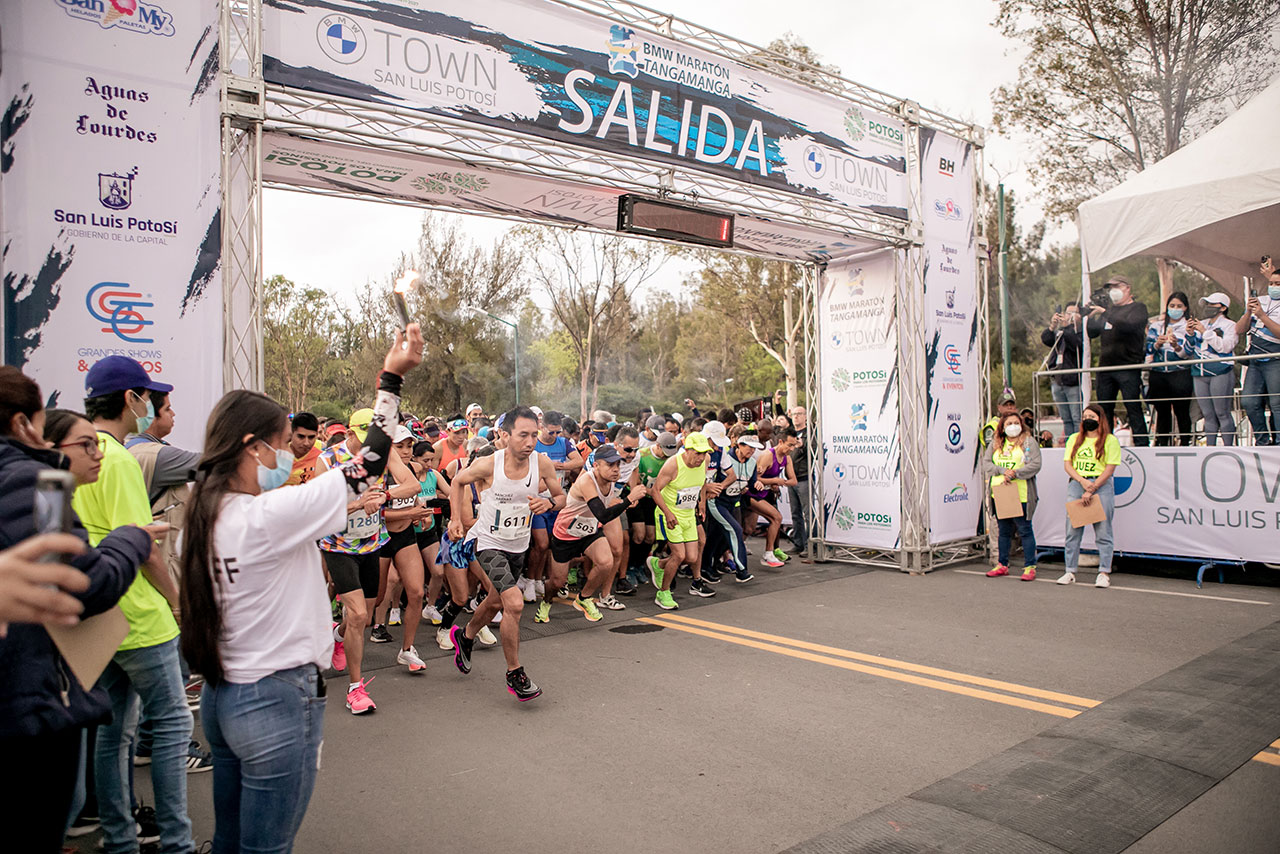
[{"xmin": 446, "ymin": 406, "xmax": 564, "ymax": 701}]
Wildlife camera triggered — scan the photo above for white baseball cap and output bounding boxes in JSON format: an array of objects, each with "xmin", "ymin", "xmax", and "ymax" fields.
[
  {"xmin": 465, "ymin": 403, "xmax": 484, "ymax": 416},
  {"xmin": 393, "ymin": 424, "xmax": 414, "ymax": 443},
  {"xmin": 702, "ymin": 420, "xmax": 731, "ymax": 447},
  {"xmin": 737, "ymin": 435, "xmax": 764, "ymax": 450},
  {"xmin": 1200, "ymin": 292, "xmax": 1231, "ymax": 308}
]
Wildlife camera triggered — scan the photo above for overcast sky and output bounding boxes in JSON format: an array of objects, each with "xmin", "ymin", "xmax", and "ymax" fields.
[{"xmin": 263, "ymin": 0, "xmax": 1033, "ymax": 305}]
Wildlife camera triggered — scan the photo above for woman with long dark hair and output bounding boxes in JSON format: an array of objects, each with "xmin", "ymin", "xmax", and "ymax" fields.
[
  {"xmin": 1144, "ymin": 290, "xmax": 1193, "ymax": 445},
  {"xmin": 1058, "ymin": 403, "xmax": 1120, "ymax": 588},
  {"xmin": 179, "ymin": 327, "xmax": 422, "ymax": 853},
  {"xmin": 982, "ymin": 411, "xmax": 1042, "ymax": 581}
]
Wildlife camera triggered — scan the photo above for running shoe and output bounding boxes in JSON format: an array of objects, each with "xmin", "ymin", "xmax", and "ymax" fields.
[
  {"xmin": 505, "ymin": 666, "xmax": 542, "ymax": 702},
  {"xmin": 596, "ymin": 594, "xmax": 626, "ymax": 610},
  {"xmin": 677, "ymin": 565, "xmax": 694, "ymax": 578},
  {"xmin": 762, "ymin": 555, "xmax": 785, "ymax": 568},
  {"xmin": 1056, "ymin": 571, "xmax": 1077, "ymax": 585},
  {"xmin": 615, "ymin": 577, "xmax": 637, "ymax": 596},
  {"xmin": 1095, "ymin": 572, "xmax": 1111, "ymax": 588},
  {"xmin": 134, "ymin": 741, "xmax": 153, "ymax": 766},
  {"xmin": 388, "ymin": 607, "xmax": 402, "ymax": 627},
  {"xmin": 464, "ymin": 595, "xmax": 478, "ymax": 614},
  {"xmin": 330, "ymin": 598, "xmax": 343, "ymax": 623},
  {"xmin": 572, "ymin": 595, "xmax": 603, "ymax": 622},
  {"xmin": 331, "ymin": 636, "xmax": 347, "ymax": 672},
  {"xmin": 436, "ymin": 627, "xmax": 454, "ymax": 651},
  {"xmin": 422, "ymin": 604, "xmax": 442, "ymax": 625},
  {"xmin": 520, "ymin": 577, "xmax": 537, "ymax": 603},
  {"xmin": 492, "ymin": 609, "xmax": 503, "ymax": 624},
  {"xmin": 369, "ymin": 623, "xmax": 393, "ymax": 644},
  {"xmin": 476, "ymin": 625, "xmax": 498, "ymax": 646},
  {"xmin": 567, "ymin": 567, "xmax": 579, "ymax": 587},
  {"xmin": 135, "ymin": 804, "xmax": 160, "ymax": 844},
  {"xmin": 449, "ymin": 625, "xmax": 473, "ymax": 674},
  {"xmin": 702, "ymin": 565, "xmax": 722, "ymax": 584},
  {"xmin": 184, "ymin": 675, "xmax": 204, "ymax": 711},
  {"xmin": 65, "ymin": 814, "xmax": 99, "ymax": 837},
  {"xmin": 734, "ymin": 566, "xmax": 754, "ymax": 583},
  {"xmin": 185, "ymin": 739, "xmax": 213, "ymax": 773},
  {"xmin": 534, "ymin": 600, "xmax": 551, "ymax": 623},
  {"xmin": 535, "ymin": 579, "xmax": 546, "ymax": 599},
  {"xmin": 773, "ymin": 548, "xmax": 791, "ymax": 562},
  {"xmin": 397, "ymin": 645, "xmax": 427, "ymax": 673},
  {"xmin": 346, "ymin": 678, "xmax": 376, "ymax": 714},
  {"xmin": 655, "ymin": 589, "xmax": 679, "ymax": 610},
  {"xmin": 689, "ymin": 578, "xmax": 716, "ymax": 598},
  {"xmin": 647, "ymin": 556, "xmax": 664, "ymax": 589},
  {"xmin": 986, "ymin": 564, "xmax": 1009, "ymax": 577},
  {"xmin": 1020, "ymin": 566, "xmax": 1037, "ymax": 582}
]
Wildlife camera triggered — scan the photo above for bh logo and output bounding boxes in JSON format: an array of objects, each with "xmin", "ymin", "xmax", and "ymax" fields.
[
  {"xmin": 943, "ymin": 343, "xmax": 962, "ymax": 375},
  {"xmin": 317, "ymin": 14, "xmax": 366, "ymax": 64},
  {"xmin": 1113, "ymin": 448, "xmax": 1146, "ymax": 508},
  {"xmin": 87, "ymin": 282, "xmax": 154, "ymax": 344},
  {"xmin": 947, "ymin": 421, "xmax": 963, "ymax": 448},
  {"xmin": 607, "ymin": 25, "xmax": 639, "ymax": 78},
  {"xmin": 803, "ymin": 145, "xmax": 827, "ymax": 179},
  {"xmin": 849, "ymin": 403, "xmax": 868, "ymax": 431},
  {"xmin": 933, "ymin": 198, "xmax": 963, "ymax": 220}
]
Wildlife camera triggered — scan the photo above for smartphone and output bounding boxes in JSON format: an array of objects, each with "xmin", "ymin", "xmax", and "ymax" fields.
[{"xmin": 34, "ymin": 470, "xmax": 77, "ymax": 563}]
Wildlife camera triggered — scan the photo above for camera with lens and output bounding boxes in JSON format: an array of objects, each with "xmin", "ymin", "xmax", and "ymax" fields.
[{"xmin": 1083, "ymin": 288, "xmax": 1111, "ymax": 312}]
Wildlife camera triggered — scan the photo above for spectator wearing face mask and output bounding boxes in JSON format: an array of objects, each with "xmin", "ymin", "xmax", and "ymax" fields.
[
  {"xmin": 1186, "ymin": 293, "xmax": 1240, "ymax": 446},
  {"xmin": 1236, "ymin": 260, "xmax": 1280, "ymax": 445},
  {"xmin": 1144, "ymin": 291, "xmax": 1193, "ymax": 446},
  {"xmin": 1041, "ymin": 301, "xmax": 1084, "ymax": 435},
  {"xmin": 982, "ymin": 412, "xmax": 1041, "ymax": 582},
  {"xmin": 1087, "ymin": 275, "xmax": 1149, "ymax": 446}
]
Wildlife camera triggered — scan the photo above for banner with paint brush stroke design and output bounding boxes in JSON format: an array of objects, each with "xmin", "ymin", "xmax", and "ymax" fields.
[
  {"xmin": 263, "ymin": 0, "xmax": 907, "ymax": 219},
  {"xmin": 0, "ymin": 0, "xmax": 222, "ymax": 449}
]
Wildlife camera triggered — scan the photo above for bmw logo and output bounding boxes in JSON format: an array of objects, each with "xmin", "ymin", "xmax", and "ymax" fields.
[
  {"xmin": 1113, "ymin": 449, "xmax": 1146, "ymax": 508},
  {"xmin": 803, "ymin": 145, "xmax": 827, "ymax": 179},
  {"xmin": 317, "ymin": 14, "xmax": 366, "ymax": 64}
]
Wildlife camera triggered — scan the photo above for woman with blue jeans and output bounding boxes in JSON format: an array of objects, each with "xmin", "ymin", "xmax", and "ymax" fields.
[
  {"xmin": 982, "ymin": 413, "xmax": 1042, "ymax": 581},
  {"xmin": 179, "ymin": 328, "xmax": 423, "ymax": 853},
  {"xmin": 1058, "ymin": 404, "xmax": 1119, "ymax": 589}
]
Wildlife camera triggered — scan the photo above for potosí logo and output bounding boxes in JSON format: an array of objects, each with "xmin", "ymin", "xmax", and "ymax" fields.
[
  {"xmin": 842, "ymin": 107, "xmax": 903, "ymax": 146},
  {"xmin": 856, "ymin": 511, "xmax": 892, "ymax": 528}
]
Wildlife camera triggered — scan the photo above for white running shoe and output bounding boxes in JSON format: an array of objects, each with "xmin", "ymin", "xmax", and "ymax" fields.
[
  {"xmin": 388, "ymin": 607, "xmax": 402, "ymax": 627},
  {"xmin": 535, "ymin": 579, "xmax": 546, "ymax": 599},
  {"xmin": 762, "ymin": 555, "xmax": 785, "ymax": 568},
  {"xmin": 519, "ymin": 577, "xmax": 536, "ymax": 602},
  {"xmin": 436, "ymin": 627, "xmax": 454, "ymax": 650},
  {"xmin": 1056, "ymin": 572, "xmax": 1076, "ymax": 585},
  {"xmin": 491, "ymin": 610, "xmax": 503, "ymax": 624},
  {"xmin": 596, "ymin": 594, "xmax": 626, "ymax": 611},
  {"xmin": 396, "ymin": 645, "xmax": 426, "ymax": 673},
  {"xmin": 476, "ymin": 625, "xmax": 497, "ymax": 646},
  {"xmin": 1095, "ymin": 572, "xmax": 1111, "ymax": 588},
  {"xmin": 422, "ymin": 604, "xmax": 442, "ymax": 625}
]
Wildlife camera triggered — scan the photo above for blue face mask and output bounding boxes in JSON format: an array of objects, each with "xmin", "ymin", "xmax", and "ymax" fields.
[
  {"xmin": 1269, "ymin": 286, "xmax": 1280, "ymax": 301},
  {"xmin": 257, "ymin": 446, "xmax": 294, "ymax": 491},
  {"xmin": 1167, "ymin": 307, "xmax": 1184, "ymax": 321},
  {"xmin": 129, "ymin": 393, "xmax": 156, "ymax": 434}
]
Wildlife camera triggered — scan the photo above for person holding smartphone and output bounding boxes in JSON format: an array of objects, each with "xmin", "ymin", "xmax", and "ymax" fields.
[
  {"xmin": 1235, "ymin": 259, "xmax": 1280, "ymax": 444},
  {"xmin": 1187, "ymin": 293, "xmax": 1239, "ymax": 445},
  {"xmin": 1041, "ymin": 301, "xmax": 1084, "ymax": 436}
]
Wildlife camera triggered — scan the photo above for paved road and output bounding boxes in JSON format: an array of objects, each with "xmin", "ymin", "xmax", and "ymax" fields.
[{"xmin": 108, "ymin": 559, "xmax": 1280, "ymax": 852}]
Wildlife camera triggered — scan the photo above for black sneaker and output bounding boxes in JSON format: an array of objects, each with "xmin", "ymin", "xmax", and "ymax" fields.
[
  {"xmin": 185, "ymin": 739, "xmax": 213, "ymax": 773},
  {"xmin": 690, "ymin": 578, "xmax": 717, "ymax": 598},
  {"xmin": 615, "ymin": 577, "xmax": 637, "ymax": 596},
  {"xmin": 66, "ymin": 814, "xmax": 99, "ymax": 837},
  {"xmin": 135, "ymin": 803, "xmax": 161, "ymax": 844},
  {"xmin": 677, "ymin": 565, "xmax": 694, "ymax": 578},
  {"xmin": 735, "ymin": 566, "xmax": 754, "ymax": 583},
  {"xmin": 702, "ymin": 565, "xmax": 722, "ymax": 584},
  {"xmin": 133, "ymin": 741, "xmax": 153, "ymax": 766},
  {"xmin": 369, "ymin": 624, "xmax": 393, "ymax": 643},
  {"xmin": 505, "ymin": 667, "xmax": 542, "ymax": 702},
  {"xmin": 449, "ymin": 625, "xmax": 473, "ymax": 674}
]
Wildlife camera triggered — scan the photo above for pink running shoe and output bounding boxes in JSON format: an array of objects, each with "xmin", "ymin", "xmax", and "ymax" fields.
[
  {"xmin": 986, "ymin": 564, "xmax": 1009, "ymax": 577},
  {"xmin": 331, "ymin": 636, "xmax": 347, "ymax": 672},
  {"xmin": 346, "ymin": 677, "xmax": 376, "ymax": 714}
]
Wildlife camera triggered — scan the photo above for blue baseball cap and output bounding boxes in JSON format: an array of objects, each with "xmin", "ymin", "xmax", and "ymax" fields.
[{"xmin": 84, "ymin": 355, "xmax": 173, "ymax": 398}]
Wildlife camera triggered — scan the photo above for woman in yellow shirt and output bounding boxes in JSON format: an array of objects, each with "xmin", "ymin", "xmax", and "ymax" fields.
[
  {"xmin": 981, "ymin": 412, "xmax": 1042, "ymax": 580},
  {"xmin": 1059, "ymin": 403, "xmax": 1121, "ymax": 588}
]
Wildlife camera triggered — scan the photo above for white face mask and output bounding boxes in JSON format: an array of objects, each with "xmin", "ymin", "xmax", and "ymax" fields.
[
  {"xmin": 1108, "ymin": 288, "xmax": 1125, "ymax": 304},
  {"xmin": 1004, "ymin": 423, "xmax": 1023, "ymax": 438}
]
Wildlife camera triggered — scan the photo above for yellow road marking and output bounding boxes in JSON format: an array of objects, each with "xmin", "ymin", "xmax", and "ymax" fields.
[
  {"xmin": 1253, "ymin": 752, "xmax": 1280, "ymax": 767},
  {"xmin": 635, "ymin": 616, "xmax": 1082, "ymax": 718},
  {"xmin": 649, "ymin": 612, "xmax": 1099, "ymax": 708}
]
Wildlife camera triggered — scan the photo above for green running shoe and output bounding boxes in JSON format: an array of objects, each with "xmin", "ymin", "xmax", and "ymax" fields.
[
  {"xmin": 647, "ymin": 556, "xmax": 664, "ymax": 589},
  {"xmin": 655, "ymin": 589, "xmax": 679, "ymax": 610},
  {"xmin": 572, "ymin": 596, "xmax": 603, "ymax": 622},
  {"xmin": 534, "ymin": 600, "xmax": 551, "ymax": 623},
  {"xmin": 773, "ymin": 548, "xmax": 791, "ymax": 562}
]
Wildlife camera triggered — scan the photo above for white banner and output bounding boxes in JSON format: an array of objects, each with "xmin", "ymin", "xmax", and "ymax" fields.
[
  {"xmin": 818, "ymin": 251, "xmax": 900, "ymax": 548},
  {"xmin": 1032, "ymin": 447, "xmax": 1280, "ymax": 563},
  {"xmin": 262, "ymin": 0, "xmax": 907, "ymax": 218},
  {"xmin": 1, "ymin": 0, "xmax": 222, "ymax": 449},
  {"xmin": 920, "ymin": 130, "xmax": 981, "ymax": 543}
]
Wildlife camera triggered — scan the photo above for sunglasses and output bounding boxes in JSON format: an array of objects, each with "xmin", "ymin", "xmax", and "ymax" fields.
[{"xmin": 448, "ymin": 420, "xmax": 467, "ymax": 430}]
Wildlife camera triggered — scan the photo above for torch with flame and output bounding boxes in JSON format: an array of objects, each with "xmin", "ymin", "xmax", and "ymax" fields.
[{"xmin": 392, "ymin": 271, "xmax": 419, "ymax": 331}]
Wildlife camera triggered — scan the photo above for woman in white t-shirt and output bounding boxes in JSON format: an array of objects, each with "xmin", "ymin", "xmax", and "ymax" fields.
[{"xmin": 178, "ymin": 328, "xmax": 422, "ymax": 853}]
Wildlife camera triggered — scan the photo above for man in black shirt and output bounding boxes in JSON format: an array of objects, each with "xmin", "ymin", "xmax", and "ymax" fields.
[
  {"xmin": 1041, "ymin": 301, "xmax": 1084, "ymax": 437},
  {"xmin": 1086, "ymin": 275, "xmax": 1149, "ymax": 446},
  {"xmin": 787, "ymin": 405, "xmax": 810, "ymax": 558}
]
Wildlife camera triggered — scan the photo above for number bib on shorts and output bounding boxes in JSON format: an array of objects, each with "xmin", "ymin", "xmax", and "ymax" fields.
[{"xmin": 489, "ymin": 502, "xmax": 532, "ymax": 540}]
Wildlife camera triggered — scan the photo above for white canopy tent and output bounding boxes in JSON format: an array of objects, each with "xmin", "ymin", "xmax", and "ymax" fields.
[{"xmin": 1077, "ymin": 74, "xmax": 1280, "ymax": 290}]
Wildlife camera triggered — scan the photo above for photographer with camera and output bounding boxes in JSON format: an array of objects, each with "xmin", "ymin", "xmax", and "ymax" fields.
[
  {"xmin": 1235, "ymin": 258, "xmax": 1280, "ymax": 445},
  {"xmin": 1086, "ymin": 275, "xmax": 1149, "ymax": 446},
  {"xmin": 1041, "ymin": 301, "xmax": 1084, "ymax": 437}
]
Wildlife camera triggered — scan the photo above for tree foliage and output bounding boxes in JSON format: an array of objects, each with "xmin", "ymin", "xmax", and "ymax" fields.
[{"xmin": 993, "ymin": 0, "xmax": 1280, "ymax": 220}]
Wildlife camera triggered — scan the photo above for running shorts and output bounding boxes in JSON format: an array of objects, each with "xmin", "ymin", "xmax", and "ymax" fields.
[
  {"xmin": 415, "ymin": 524, "xmax": 441, "ymax": 550},
  {"xmin": 656, "ymin": 510, "xmax": 698, "ymax": 544},
  {"xmin": 549, "ymin": 529, "xmax": 604, "ymax": 564},
  {"xmin": 379, "ymin": 526, "xmax": 418, "ymax": 559},
  {"xmin": 531, "ymin": 509, "xmax": 557, "ymax": 531},
  {"xmin": 323, "ymin": 551, "xmax": 380, "ymax": 598},
  {"xmin": 635, "ymin": 495, "xmax": 657, "ymax": 525},
  {"xmin": 476, "ymin": 548, "xmax": 527, "ymax": 594}
]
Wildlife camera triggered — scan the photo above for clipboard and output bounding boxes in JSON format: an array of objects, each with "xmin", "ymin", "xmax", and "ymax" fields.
[
  {"xmin": 44, "ymin": 606, "xmax": 129, "ymax": 691},
  {"xmin": 1066, "ymin": 497, "xmax": 1107, "ymax": 528},
  {"xmin": 991, "ymin": 480, "xmax": 1024, "ymax": 519}
]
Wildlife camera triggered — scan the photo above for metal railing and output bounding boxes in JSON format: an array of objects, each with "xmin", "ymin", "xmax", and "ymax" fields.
[{"xmin": 1031, "ymin": 352, "xmax": 1279, "ymax": 447}]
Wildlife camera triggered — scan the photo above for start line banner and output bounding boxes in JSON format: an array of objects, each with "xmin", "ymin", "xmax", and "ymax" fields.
[
  {"xmin": 1032, "ymin": 447, "xmax": 1280, "ymax": 563},
  {"xmin": 1, "ymin": 0, "xmax": 222, "ymax": 449},
  {"xmin": 263, "ymin": 0, "xmax": 908, "ymax": 219}
]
